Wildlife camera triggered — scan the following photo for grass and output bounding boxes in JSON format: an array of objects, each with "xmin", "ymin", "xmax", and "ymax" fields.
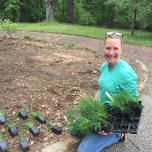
[{"xmin": 1, "ymin": 21, "xmax": 151, "ymax": 46}]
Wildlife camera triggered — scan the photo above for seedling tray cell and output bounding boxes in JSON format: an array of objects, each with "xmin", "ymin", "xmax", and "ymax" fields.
[
  {"xmin": 8, "ymin": 126, "xmax": 18, "ymax": 137},
  {"xmin": 128, "ymin": 118, "xmax": 139, "ymax": 134},
  {"xmin": 52, "ymin": 125, "xmax": 62, "ymax": 135},
  {"xmin": 19, "ymin": 111, "xmax": 28, "ymax": 120},
  {"xmin": 19, "ymin": 139, "xmax": 29, "ymax": 152},
  {"xmin": 0, "ymin": 116, "xmax": 6, "ymax": 125},
  {"xmin": 36, "ymin": 115, "xmax": 46, "ymax": 124},
  {"xmin": 29, "ymin": 126, "xmax": 40, "ymax": 137},
  {"xmin": 104, "ymin": 102, "xmax": 143, "ymax": 134},
  {"xmin": 0, "ymin": 141, "xmax": 9, "ymax": 152}
]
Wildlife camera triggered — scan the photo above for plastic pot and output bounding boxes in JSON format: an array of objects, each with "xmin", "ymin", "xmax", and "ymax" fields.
[
  {"xmin": 0, "ymin": 116, "xmax": 6, "ymax": 125},
  {"xmin": 19, "ymin": 111, "xmax": 28, "ymax": 120},
  {"xmin": 0, "ymin": 141, "xmax": 9, "ymax": 152},
  {"xmin": 19, "ymin": 139, "xmax": 29, "ymax": 152},
  {"xmin": 29, "ymin": 126, "xmax": 40, "ymax": 137},
  {"xmin": 8, "ymin": 126, "xmax": 18, "ymax": 137},
  {"xmin": 52, "ymin": 125, "xmax": 62, "ymax": 135},
  {"xmin": 36, "ymin": 115, "xmax": 46, "ymax": 124}
]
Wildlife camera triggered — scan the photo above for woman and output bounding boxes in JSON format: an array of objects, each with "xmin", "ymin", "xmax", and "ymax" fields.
[{"xmin": 77, "ymin": 32, "xmax": 138, "ymax": 152}]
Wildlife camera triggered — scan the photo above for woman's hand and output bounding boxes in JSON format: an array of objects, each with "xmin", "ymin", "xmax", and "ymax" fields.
[{"xmin": 98, "ymin": 130, "xmax": 112, "ymax": 136}]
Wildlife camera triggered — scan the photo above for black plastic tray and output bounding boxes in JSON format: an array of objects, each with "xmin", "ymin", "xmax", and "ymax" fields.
[{"xmin": 103, "ymin": 102, "xmax": 143, "ymax": 134}]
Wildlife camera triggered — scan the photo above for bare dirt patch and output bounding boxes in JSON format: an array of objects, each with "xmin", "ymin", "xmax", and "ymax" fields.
[{"xmin": 0, "ymin": 38, "xmax": 103, "ymax": 152}]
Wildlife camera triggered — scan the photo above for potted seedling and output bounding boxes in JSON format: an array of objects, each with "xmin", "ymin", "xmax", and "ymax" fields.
[
  {"xmin": 7, "ymin": 123, "xmax": 18, "ymax": 137},
  {"xmin": 25, "ymin": 122, "xmax": 40, "ymax": 137},
  {"xmin": 19, "ymin": 138, "xmax": 29, "ymax": 152},
  {"xmin": 110, "ymin": 92, "xmax": 139, "ymax": 113},
  {"xmin": 31, "ymin": 112, "xmax": 46, "ymax": 124},
  {"xmin": 0, "ymin": 112, "xmax": 6, "ymax": 125},
  {"xmin": 105, "ymin": 92, "xmax": 142, "ymax": 134},
  {"xmin": 46, "ymin": 123, "xmax": 62, "ymax": 135},
  {"xmin": 67, "ymin": 96, "xmax": 108, "ymax": 137},
  {"xmin": 18, "ymin": 110, "xmax": 28, "ymax": 120},
  {"xmin": 0, "ymin": 134, "xmax": 9, "ymax": 152}
]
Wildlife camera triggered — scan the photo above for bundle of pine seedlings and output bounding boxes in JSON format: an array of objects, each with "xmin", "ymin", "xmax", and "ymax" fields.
[
  {"xmin": 66, "ymin": 96, "xmax": 108, "ymax": 137},
  {"xmin": 109, "ymin": 91, "xmax": 140, "ymax": 112}
]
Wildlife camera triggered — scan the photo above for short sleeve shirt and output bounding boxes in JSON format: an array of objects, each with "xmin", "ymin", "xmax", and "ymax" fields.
[{"xmin": 98, "ymin": 59, "xmax": 138, "ymax": 104}]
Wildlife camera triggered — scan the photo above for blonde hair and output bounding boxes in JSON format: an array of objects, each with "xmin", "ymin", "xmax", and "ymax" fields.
[{"xmin": 104, "ymin": 33, "xmax": 123, "ymax": 47}]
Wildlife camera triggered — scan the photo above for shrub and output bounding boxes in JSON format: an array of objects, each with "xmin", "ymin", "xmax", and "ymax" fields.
[{"xmin": 0, "ymin": 19, "xmax": 17, "ymax": 37}]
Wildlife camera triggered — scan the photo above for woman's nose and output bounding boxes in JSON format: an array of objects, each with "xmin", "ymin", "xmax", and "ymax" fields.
[{"xmin": 108, "ymin": 50, "xmax": 114, "ymax": 55}]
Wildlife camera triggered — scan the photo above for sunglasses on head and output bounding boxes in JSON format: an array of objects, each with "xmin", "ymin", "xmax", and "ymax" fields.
[{"xmin": 105, "ymin": 32, "xmax": 123, "ymax": 38}]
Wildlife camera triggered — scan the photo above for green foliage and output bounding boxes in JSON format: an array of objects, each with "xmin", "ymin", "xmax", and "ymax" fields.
[
  {"xmin": 46, "ymin": 122, "xmax": 53, "ymax": 129},
  {"xmin": 0, "ymin": 112, "xmax": 4, "ymax": 116},
  {"xmin": 14, "ymin": 22, "xmax": 152, "ymax": 46},
  {"xmin": 3, "ymin": 0, "xmax": 20, "ymax": 22},
  {"xmin": 66, "ymin": 41, "xmax": 75, "ymax": 48},
  {"xmin": 5, "ymin": 122, "xmax": 15, "ymax": 128},
  {"xmin": 0, "ymin": 19, "xmax": 17, "ymax": 37},
  {"xmin": 0, "ymin": 134, "xmax": 5, "ymax": 141},
  {"xmin": 20, "ymin": 0, "xmax": 45, "ymax": 22},
  {"xmin": 0, "ymin": 0, "xmax": 151, "ymax": 31},
  {"xmin": 53, "ymin": 0, "xmax": 67, "ymax": 22},
  {"xmin": 31, "ymin": 112, "xmax": 39, "ymax": 119},
  {"xmin": 67, "ymin": 96, "xmax": 108, "ymax": 137},
  {"xmin": 25, "ymin": 122, "xmax": 33, "ymax": 129},
  {"xmin": 111, "ymin": 92, "xmax": 139, "ymax": 112},
  {"xmin": 73, "ymin": 0, "xmax": 95, "ymax": 25}
]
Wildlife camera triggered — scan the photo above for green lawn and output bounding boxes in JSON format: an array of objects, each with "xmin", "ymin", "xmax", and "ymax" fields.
[{"xmin": 2, "ymin": 22, "xmax": 152, "ymax": 46}]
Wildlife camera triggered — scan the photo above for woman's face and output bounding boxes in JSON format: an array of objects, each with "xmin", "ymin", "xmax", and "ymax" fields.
[{"xmin": 103, "ymin": 38, "xmax": 122, "ymax": 67}]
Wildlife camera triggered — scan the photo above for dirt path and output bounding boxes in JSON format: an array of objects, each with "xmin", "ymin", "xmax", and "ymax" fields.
[{"xmin": 1, "ymin": 30, "xmax": 151, "ymax": 64}]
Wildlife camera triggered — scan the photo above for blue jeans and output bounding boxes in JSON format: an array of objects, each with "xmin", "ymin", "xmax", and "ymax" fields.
[{"xmin": 77, "ymin": 133, "xmax": 121, "ymax": 152}]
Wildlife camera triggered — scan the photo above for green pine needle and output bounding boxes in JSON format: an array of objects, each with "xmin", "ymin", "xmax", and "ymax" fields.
[
  {"xmin": 0, "ymin": 134, "xmax": 5, "ymax": 141},
  {"xmin": 111, "ymin": 92, "xmax": 139, "ymax": 112},
  {"xmin": 67, "ymin": 95, "xmax": 108, "ymax": 137},
  {"xmin": 31, "ymin": 112, "xmax": 39, "ymax": 119},
  {"xmin": 46, "ymin": 122, "xmax": 53, "ymax": 129},
  {"xmin": 25, "ymin": 122, "xmax": 33, "ymax": 129},
  {"xmin": 0, "ymin": 112, "xmax": 4, "ymax": 116}
]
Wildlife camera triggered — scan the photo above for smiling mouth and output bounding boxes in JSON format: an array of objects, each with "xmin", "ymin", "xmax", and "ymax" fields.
[{"xmin": 106, "ymin": 55, "xmax": 118, "ymax": 58}]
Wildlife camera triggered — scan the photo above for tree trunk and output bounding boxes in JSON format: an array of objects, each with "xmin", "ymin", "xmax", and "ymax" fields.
[
  {"xmin": 106, "ymin": 6, "xmax": 114, "ymax": 28},
  {"xmin": 45, "ymin": 0, "xmax": 53, "ymax": 22},
  {"xmin": 67, "ymin": 0, "xmax": 74, "ymax": 23},
  {"xmin": 131, "ymin": 0, "xmax": 138, "ymax": 36}
]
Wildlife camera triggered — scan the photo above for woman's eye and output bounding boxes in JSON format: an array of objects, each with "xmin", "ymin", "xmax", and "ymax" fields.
[
  {"xmin": 114, "ymin": 47, "xmax": 119, "ymax": 51},
  {"xmin": 105, "ymin": 47, "xmax": 111, "ymax": 51}
]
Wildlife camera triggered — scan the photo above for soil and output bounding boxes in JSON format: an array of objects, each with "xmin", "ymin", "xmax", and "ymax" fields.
[
  {"xmin": 0, "ymin": 36, "xmax": 150, "ymax": 152},
  {"xmin": 0, "ymin": 38, "xmax": 102, "ymax": 152}
]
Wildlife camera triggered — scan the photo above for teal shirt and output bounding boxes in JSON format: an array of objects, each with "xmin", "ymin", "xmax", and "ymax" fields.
[{"xmin": 98, "ymin": 59, "xmax": 138, "ymax": 104}]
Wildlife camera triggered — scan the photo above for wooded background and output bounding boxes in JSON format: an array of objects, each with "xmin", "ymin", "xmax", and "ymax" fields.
[{"xmin": 0, "ymin": 0, "xmax": 151, "ymax": 32}]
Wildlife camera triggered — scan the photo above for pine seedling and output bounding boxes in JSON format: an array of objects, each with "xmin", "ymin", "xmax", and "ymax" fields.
[
  {"xmin": 31, "ymin": 112, "xmax": 46, "ymax": 124},
  {"xmin": 7, "ymin": 123, "xmax": 18, "ymax": 137},
  {"xmin": 111, "ymin": 92, "xmax": 139, "ymax": 112},
  {"xmin": 25, "ymin": 122, "xmax": 40, "ymax": 137},
  {"xmin": 19, "ymin": 138, "xmax": 29, "ymax": 152},
  {"xmin": 78, "ymin": 96, "xmax": 108, "ymax": 123},
  {"xmin": 0, "ymin": 112, "xmax": 6, "ymax": 124},
  {"xmin": 25, "ymin": 122, "xmax": 33, "ymax": 129},
  {"xmin": 18, "ymin": 108, "xmax": 28, "ymax": 120},
  {"xmin": 46, "ymin": 123, "xmax": 62, "ymax": 135},
  {"xmin": 31, "ymin": 112, "xmax": 38, "ymax": 119},
  {"xmin": 67, "ymin": 95, "xmax": 108, "ymax": 137},
  {"xmin": 0, "ymin": 134, "xmax": 9, "ymax": 152},
  {"xmin": 66, "ymin": 108, "xmax": 78, "ymax": 121},
  {"xmin": 67, "ymin": 116, "xmax": 93, "ymax": 137}
]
